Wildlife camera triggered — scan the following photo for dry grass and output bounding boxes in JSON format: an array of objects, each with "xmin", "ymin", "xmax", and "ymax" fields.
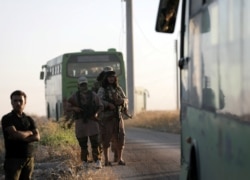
[{"xmin": 125, "ymin": 110, "xmax": 180, "ymax": 134}]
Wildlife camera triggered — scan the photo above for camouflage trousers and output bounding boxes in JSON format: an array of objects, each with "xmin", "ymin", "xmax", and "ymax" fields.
[{"xmin": 77, "ymin": 134, "xmax": 101, "ymax": 162}]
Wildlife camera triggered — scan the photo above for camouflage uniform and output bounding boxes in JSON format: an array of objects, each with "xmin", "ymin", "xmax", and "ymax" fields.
[
  {"xmin": 98, "ymin": 85, "xmax": 127, "ymax": 165},
  {"xmin": 67, "ymin": 87, "xmax": 104, "ymax": 163},
  {"xmin": 92, "ymin": 66, "xmax": 119, "ymax": 162}
]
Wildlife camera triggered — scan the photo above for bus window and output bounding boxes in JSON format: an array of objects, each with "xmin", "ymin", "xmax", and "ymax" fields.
[
  {"xmin": 45, "ymin": 68, "xmax": 51, "ymax": 80},
  {"xmin": 67, "ymin": 61, "xmax": 122, "ymax": 77}
]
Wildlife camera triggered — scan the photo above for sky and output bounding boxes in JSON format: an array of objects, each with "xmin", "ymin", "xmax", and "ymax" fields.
[{"xmin": 0, "ymin": 0, "xmax": 179, "ymax": 117}]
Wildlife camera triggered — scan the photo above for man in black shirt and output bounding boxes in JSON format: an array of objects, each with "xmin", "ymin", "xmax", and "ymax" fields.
[{"xmin": 1, "ymin": 90, "xmax": 40, "ymax": 180}]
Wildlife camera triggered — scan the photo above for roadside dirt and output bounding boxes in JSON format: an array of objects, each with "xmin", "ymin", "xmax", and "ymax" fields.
[{"xmin": 29, "ymin": 127, "xmax": 180, "ymax": 180}]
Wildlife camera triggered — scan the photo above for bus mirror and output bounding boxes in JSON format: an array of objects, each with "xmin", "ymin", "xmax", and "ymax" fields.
[
  {"xmin": 40, "ymin": 71, "xmax": 44, "ymax": 80},
  {"xmin": 155, "ymin": 0, "xmax": 180, "ymax": 33},
  {"xmin": 202, "ymin": 7, "xmax": 211, "ymax": 33}
]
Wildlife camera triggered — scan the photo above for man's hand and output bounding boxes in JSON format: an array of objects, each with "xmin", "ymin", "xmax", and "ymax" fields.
[{"xmin": 108, "ymin": 103, "xmax": 116, "ymax": 110}]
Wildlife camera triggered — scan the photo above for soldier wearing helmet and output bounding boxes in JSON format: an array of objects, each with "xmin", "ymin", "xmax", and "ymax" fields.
[
  {"xmin": 66, "ymin": 76, "xmax": 104, "ymax": 169},
  {"xmin": 97, "ymin": 69, "xmax": 128, "ymax": 166}
]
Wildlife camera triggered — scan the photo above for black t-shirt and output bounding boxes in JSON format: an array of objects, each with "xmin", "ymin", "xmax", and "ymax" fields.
[{"xmin": 1, "ymin": 111, "xmax": 37, "ymax": 158}]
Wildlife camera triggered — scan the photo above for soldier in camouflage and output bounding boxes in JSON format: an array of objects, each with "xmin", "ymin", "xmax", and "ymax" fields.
[
  {"xmin": 66, "ymin": 76, "xmax": 104, "ymax": 169},
  {"xmin": 97, "ymin": 69, "xmax": 127, "ymax": 166},
  {"xmin": 92, "ymin": 66, "xmax": 120, "ymax": 162}
]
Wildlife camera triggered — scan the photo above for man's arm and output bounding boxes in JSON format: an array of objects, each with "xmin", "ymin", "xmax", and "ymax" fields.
[
  {"xmin": 94, "ymin": 94, "xmax": 104, "ymax": 114},
  {"xmin": 24, "ymin": 128, "xmax": 40, "ymax": 142},
  {"xmin": 65, "ymin": 94, "xmax": 83, "ymax": 113},
  {"xmin": 114, "ymin": 87, "xmax": 128, "ymax": 106},
  {"xmin": 5, "ymin": 126, "xmax": 40, "ymax": 142},
  {"xmin": 5, "ymin": 126, "xmax": 33, "ymax": 140}
]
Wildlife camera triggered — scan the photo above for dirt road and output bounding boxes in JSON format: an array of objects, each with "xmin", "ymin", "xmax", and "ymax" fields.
[{"xmin": 112, "ymin": 127, "xmax": 180, "ymax": 180}]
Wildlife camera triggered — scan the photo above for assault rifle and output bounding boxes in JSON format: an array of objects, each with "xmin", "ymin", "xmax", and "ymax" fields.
[
  {"xmin": 112, "ymin": 92, "xmax": 132, "ymax": 119},
  {"xmin": 75, "ymin": 90, "xmax": 104, "ymax": 127},
  {"xmin": 111, "ymin": 92, "xmax": 133, "ymax": 139}
]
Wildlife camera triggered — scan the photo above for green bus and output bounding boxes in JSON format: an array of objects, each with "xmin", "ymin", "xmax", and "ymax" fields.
[
  {"xmin": 156, "ymin": 0, "xmax": 250, "ymax": 180},
  {"xmin": 40, "ymin": 48, "xmax": 127, "ymax": 121}
]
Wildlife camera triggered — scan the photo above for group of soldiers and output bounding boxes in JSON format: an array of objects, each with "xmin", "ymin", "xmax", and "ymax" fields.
[{"xmin": 64, "ymin": 66, "xmax": 131, "ymax": 169}]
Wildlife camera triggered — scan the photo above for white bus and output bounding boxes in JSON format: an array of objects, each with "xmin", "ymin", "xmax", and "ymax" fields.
[{"xmin": 156, "ymin": 0, "xmax": 250, "ymax": 179}]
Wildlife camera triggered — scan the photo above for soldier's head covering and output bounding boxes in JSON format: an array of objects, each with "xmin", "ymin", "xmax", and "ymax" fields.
[
  {"xmin": 96, "ymin": 66, "xmax": 114, "ymax": 81},
  {"xmin": 103, "ymin": 66, "xmax": 113, "ymax": 72},
  {"xmin": 104, "ymin": 66, "xmax": 116, "ymax": 77},
  {"xmin": 78, "ymin": 76, "xmax": 88, "ymax": 84}
]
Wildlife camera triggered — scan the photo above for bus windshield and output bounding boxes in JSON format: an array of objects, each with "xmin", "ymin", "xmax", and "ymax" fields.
[{"xmin": 67, "ymin": 54, "xmax": 121, "ymax": 77}]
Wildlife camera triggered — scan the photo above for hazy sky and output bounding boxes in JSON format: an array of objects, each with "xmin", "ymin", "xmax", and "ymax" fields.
[{"xmin": 0, "ymin": 0, "xmax": 178, "ymax": 117}]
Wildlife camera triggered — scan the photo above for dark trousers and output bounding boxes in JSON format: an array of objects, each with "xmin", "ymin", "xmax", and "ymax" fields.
[
  {"xmin": 77, "ymin": 134, "xmax": 101, "ymax": 162},
  {"xmin": 4, "ymin": 157, "xmax": 34, "ymax": 180}
]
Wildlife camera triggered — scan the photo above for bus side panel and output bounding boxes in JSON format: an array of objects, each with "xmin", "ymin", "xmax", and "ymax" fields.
[
  {"xmin": 183, "ymin": 107, "xmax": 250, "ymax": 180},
  {"xmin": 44, "ymin": 58, "xmax": 63, "ymax": 120},
  {"xmin": 45, "ymin": 74, "xmax": 62, "ymax": 120}
]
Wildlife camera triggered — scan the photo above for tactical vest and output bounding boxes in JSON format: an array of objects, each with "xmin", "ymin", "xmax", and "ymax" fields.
[
  {"xmin": 103, "ymin": 86, "xmax": 120, "ymax": 103},
  {"xmin": 76, "ymin": 90, "xmax": 97, "ymax": 123},
  {"xmin": 103, "ymin": 86, "xmax": 123, "ymax": 116}
]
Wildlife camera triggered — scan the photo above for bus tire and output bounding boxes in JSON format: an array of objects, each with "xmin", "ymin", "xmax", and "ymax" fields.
[
  {"xmin": 47, "ymin": 104, "xmax": 50, "ymax": 119},
  {"xmin": 56, "ymin": 103, "xmax": 59, "ymax": 121},
  {"xmin": 187, "ymin": 147, "xmax": 199, "ymax": 180}
]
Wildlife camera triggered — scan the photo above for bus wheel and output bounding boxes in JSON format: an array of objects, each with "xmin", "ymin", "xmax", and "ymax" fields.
[
  {"xmin": 47, "ymin": 104, "xmax": 50, "ymax": 119},
  {"xmin": 187, "ymin": 148, "xmax": 199, "ymax": 180},
  {"xmin": 56, "ymin": 103, "xmax": 59, "ymax": 121}
]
